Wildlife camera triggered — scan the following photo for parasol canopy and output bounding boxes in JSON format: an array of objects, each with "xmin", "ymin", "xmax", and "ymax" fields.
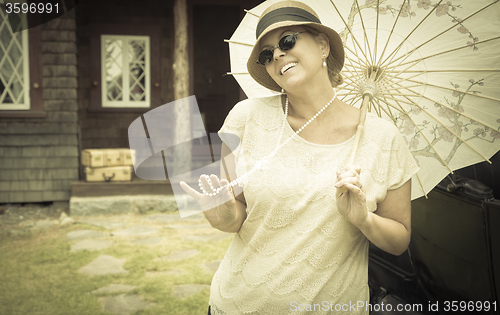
[{"xmin": 225, "ymin": 0, "xmax": 500, "ymax": 200}]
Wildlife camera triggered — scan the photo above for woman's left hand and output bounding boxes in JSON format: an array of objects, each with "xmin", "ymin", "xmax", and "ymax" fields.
[{"xmin": 335, "ymin": 165, "xmax": 368, "ymax": 227}]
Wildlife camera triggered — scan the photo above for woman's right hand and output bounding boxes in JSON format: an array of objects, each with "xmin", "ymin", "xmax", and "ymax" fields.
[{"xmin": 180, "ymin": 174, "xmax": 237, "ymax": 230}]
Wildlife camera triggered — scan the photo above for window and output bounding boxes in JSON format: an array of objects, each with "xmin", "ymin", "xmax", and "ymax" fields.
[
  {"xmin": 101, "ymin": 35, "xmax": 150, "ymax": 108},
  {"xmin": 89, "ymin": 24, "xmax": 160, "ymax": 112},
  {"xmin": 0, "ymin": 0, "xmax": 42, "ymax": 117},
  {"xmin": 0, "ymin": 0, "xmax": 30, "ymax": 110}
]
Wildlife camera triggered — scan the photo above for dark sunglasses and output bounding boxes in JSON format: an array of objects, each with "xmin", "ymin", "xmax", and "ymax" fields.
[{"xmin": 256, "ymin": 32, "xmax": 305, "ymax": 66}]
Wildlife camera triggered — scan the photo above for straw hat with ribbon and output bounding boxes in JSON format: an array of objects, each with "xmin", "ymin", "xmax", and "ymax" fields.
[{"xmin": 247, "ymin": 0, "xmax": 345, "ymax": 92}]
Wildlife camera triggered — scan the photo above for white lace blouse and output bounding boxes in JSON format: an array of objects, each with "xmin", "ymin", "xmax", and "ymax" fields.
[{"xmin": 210, "ymin": 95, "xmax": 420, "ymax": 314}]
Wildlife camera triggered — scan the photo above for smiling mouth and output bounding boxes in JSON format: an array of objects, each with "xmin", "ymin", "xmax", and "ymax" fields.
[{"xmin": 281, "ymin": 62, "xmax": 298, "ymax": 75}]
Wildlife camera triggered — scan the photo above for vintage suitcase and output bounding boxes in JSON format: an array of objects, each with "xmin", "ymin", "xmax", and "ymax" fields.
[
  {"xmin": 84, "ymin": 166, "xmax": 133, "ymax": 182},
  {"xmin": 81, "ymin": 148, "xmax": 135, "ymax": 167}
]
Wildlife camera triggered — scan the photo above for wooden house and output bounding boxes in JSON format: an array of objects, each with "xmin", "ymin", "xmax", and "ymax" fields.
[{"xmin": 0, "ymin": 0, "xmax": 262, "ymax": 204}]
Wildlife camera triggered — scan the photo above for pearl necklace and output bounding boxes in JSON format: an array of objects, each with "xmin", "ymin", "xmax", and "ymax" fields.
[{"xmin": 199, "ymin": 89, "xmax": 337, "ymax": 196}]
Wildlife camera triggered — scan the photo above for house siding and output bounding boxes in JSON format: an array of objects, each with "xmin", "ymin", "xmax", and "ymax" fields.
[{"xmin": 0, "ymin": 11, "xmax": 79, "ymax": 203}]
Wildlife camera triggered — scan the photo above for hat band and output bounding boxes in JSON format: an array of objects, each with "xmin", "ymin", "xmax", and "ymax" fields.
[{"xmin": 256, "ymin": 7, "xmax": 321, "ymax": 39}]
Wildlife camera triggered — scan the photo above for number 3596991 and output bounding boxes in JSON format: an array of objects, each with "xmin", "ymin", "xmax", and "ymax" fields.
[
  {"xmin": 443, "ymin": 301, "xmax": 497, "ymax": 312},
  {"xmin": 4, "ymin": 1, "xmax": 59, "ymax": 14}
]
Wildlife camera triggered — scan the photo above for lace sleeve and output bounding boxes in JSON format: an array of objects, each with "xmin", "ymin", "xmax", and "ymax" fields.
[
  {"xmin": 386, "ymin": 127, "xmax": 420, "ymax": 190},
  {"xmin": 217, "ymin": 101, "xmax": 251, "ymax": 154},
  {"xmin": 361, "ymin": 116, "xmax": 420, "ymax": 212}
]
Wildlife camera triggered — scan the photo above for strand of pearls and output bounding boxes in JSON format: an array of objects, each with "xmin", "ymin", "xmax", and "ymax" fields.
[{"xmin": 199, "ymin": 89, "xmax": 337, "ymax": 197}]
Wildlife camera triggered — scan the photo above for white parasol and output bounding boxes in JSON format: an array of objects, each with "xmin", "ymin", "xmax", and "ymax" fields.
[{"xmin": 225, "ymin": 0, "xmax": 500, "ymax": 200}]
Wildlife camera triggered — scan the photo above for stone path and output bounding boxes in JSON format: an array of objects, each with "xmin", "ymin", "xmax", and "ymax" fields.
[
  {"xmin": 67, "ymin": 229, "xmax": 106, "ymax": 241},
  {"xmin": 111, "ymin": 225, "xmax": 159, "ymax": 237},
  {"xmin": 63, "ymin": 211, "xmax": 230, "ymax": 314},
  {"xmin": 92, "ymin": 284, "xmax": 137, "ymax": 295},
  {"xmin": 156, "ymin": 249, "xmax": 200, "ymax": 261},
  {"xmin": 78, "ymin": 255, "xmax": 129, "ymax": 277},
  {"xmin": 77, "ymin": 218, "xmax": 125, "ymax": 229},
  {"xmin": 0, "ymin": 203, "xmax": 232, "ymax": 315},
  {"xmin": 71, "ymin": 239, "xmax": 113, "ymax": 252},
  {"xmin": 98, "ymin": 294, "xmax": 155, "ymax": 315},
  {"xmin": 203, "ymin": 260, "xmax": 222, "ymax": 273},
  {"xmin": 173, "ymin": 284, "xmax": 211, "ymax": 299},
  {"xmin": 183, "ymin": 234, "xmax": 233, "ymax": 243},
  {"xmin": 130, "ymin": 237, "xmax": 163, "ymax": 245}
]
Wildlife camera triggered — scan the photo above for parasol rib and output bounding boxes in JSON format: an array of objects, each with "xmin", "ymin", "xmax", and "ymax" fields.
[
  {"xmin": 339, "ymin": 94, "xmax": 350, "ymax": 102},
  {"xmin": 379, "ymin": 35, "xmax": 500, "ymax": 85},
  {"xmin": 344, "ymin": 58, "xmax": 364, "ymax": 69},
  {"xmin": 342, "ymin": 78, "xmax": 363, "ymax": 91},
  {"xmin": 349, "ymin": 95, "xmax": 363, "ymax": 106},
  {"xmin": 403, "ymin": 69, "xmax": 500, "ymax": 73},
  {"xmin": 344, "ymin": 57, "xmax": 365, "ymax": 89},
  {"xmin": 378, "ymin": 0, "xmax": 444, "ymax": 68},
  {"xmin": 340, "ymin": 86, "xmax": 362, "ymax": 93},
  {"xmin": 373, "ymin": 97, "xmax": 397, "ymax": 123},
  {"xmin": 329, "ymin": 0, "xmax": 371, "ymax": 64},
  {"xmin": 343, "ymin": 62, "xmax": 364, "ymax": 72},
  {"xmin": 224, "ymin": 39, "xmax": 254, "ymax": 46},
  {"xmin": 384, "ymin": 93, "xmax": 424, "ymax": 98},
  {"xmin": 226, "ymin": 72, "xmax": 250, "ymax": 76},
  {"xmin": 380, "ymin": 94, "xmax": 454, "ymax": 173},
  {"xmin": 374, "ymin": 0, "xmax": 409, "ymax": 69},
  {"xmin": 342, "ymin": 73, "xmax": 362, "ymax": 86},
  {"xmin": 404, "ymin": 78, "xmax": 500, "ymax": 104},
  {"xmin": 349, "ymin": 34, "xmax": 370, "ymax": 70},
  {"xmin": 341, "ymin": 69, "xmax": 358, "ymax": 85},
  {"xmin": 415, "ymin": 173, "xmax": 428, "ymax": 199},
  {"xmin": 344, "ymin": 49, "xmax": 369, "ymax": 70},
  {"xmin": 342, "ymin": 92, "xmax": 360, "ymax": 103},
  {"xmin": 382, "ymin": 94, "xmax": 493, "ymax": 164},
  {"xmin": 344, "ymin": 45, "xmax": 368, "ymax": 66},
  {"xmin": 398, "ymin": 84, "xmax": 500, "ymax": 132},
  {"xmin": 391, "ymin": 36, "xmax": 500, "ymax": 70},
  {"xmin": 344, "ymin": 77, "xmax": 361, "ymax": 87},
  {"xmin": 344, "ymin": 45, "xmax": 366, "ymax": 81},
  {"xmin": 384, "ymin": 84, "xmax": 426, "ymax": 92},
  {"xmin": 374, "ymin": 0, "xmax": 379, "ymax": 65},
  {"xmin": 372, "ymin": 99, "xmax": 382, "ymax": 117},
  {"xmin": 354, "ymin": 0, "xmax": 374, "ymax": 65},
  {"xmin": 342, "ymin": 53, "xmax": 364, "ymax": 86},
  {"xmin": 399, "ymin": 94, "xmax": 494, "ymax": 166},
  {"xmin": 379, "ymin": 71, "xmax": 425, "ymax": 89},
  {"xmin": 383, "ymin": 0, "xmax": 500, "ymax": 67},
  {"xmin": 243, "ymin": 9, "xmax": 260, "ymax": 18},
  {"xmin": 379, "ymin": 62, "xmax": 432, "ymax": 88},
  {"xmin": 344, "ymin": 78, "xmax": 361, "ymax": 92},
  {"xmin": 337, "ymin": 93, "xmax": 352, "ymax": 99}
]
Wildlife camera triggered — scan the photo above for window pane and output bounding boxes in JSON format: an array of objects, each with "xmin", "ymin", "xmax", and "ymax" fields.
[
  {"xmin": 104, "ymin": 39, "xmax": 123, "ymax": 101},
  {"xmin": 0, "ymin": 22, "xmax": 13, "ymax": 45},
  {"xmin": 0, "ymin": 6, "xmax": 26, "ymax": 106},
  {"xmin": 128, "ymin": 40, "xmax": 146, "ymax": 101}
]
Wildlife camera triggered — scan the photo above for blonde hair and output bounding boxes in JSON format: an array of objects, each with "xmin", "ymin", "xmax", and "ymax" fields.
[{"xmin": 302, "ymin": 26, "xmax": 344, "ymax": 88}]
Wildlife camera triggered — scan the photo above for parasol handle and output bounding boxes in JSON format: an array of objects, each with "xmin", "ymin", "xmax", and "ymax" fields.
[{"xmin": 338, "ymin": 94, "xmax": 370, "ymax": 194}]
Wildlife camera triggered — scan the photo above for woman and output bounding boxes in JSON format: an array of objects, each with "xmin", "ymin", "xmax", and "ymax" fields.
[{"xmin": 181, "ymin": 1, "xmax": 419, "ymax": 314}]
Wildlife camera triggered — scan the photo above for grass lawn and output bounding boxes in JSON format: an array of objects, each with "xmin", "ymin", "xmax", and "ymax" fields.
[{"xmin": 0, "ymin": 212, "xmax": 233, "ymax": 315}]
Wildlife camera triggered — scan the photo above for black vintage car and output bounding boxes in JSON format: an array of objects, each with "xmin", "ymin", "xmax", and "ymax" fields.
[{"xmin": 368, "ymin": 152, "xmax": 500, "ymax": 314}]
